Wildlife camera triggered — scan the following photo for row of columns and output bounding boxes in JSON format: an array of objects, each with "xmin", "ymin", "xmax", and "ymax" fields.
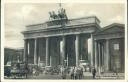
[
  {"xmin": 24, "ymin": 34, "xmax": 124, "ymax": 73},
  {"xmin": 24, "ymin": 34, "xmax": 90, "ymax": 67},
  {"xmin": 94, "ymin": 39, "xmax": 110, "ymax": 73},
  {"xmin": 95, "ymin": 38, "xmax": 125, "ymax": 73}
]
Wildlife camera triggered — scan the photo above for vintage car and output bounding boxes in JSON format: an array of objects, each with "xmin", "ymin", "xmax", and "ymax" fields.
[
  {"xmin": 4, "ymin": 65, "xmax": 11, "ymax": 78},
  {"xmin": 10, "ymin": 62, "xmax": 28, "ymax": 78}
]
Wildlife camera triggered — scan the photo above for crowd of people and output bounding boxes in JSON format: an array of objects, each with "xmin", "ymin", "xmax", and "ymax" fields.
[
  {"xmin": 4, "ymin": 63, "xmax": 97, "ymax": 79},
  {"xmin": 60, "ymin": 66, "xmax": 96, "ymax": 79},
  {"xmin": 60, "ymin": 66, "xmax": 84, "ymax": 79}
]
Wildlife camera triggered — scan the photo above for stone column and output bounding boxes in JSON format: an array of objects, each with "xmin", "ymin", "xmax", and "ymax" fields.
[
  {"xmin": 106, "ymin": 39, "xmax": 109, "ymax": 71},
  {"xmin": 62, "ymin": 36, "xmax": 66, "ymax": 65},
  {"xmin": 98, "ymin": 43, "xmax": 101, "ymax": 74},
  {"xmin": 34, "ymin": 38, "xmax": 37, "ymax": 65},
  {"xmin": 23, "ymin": 40, "xmax": 26, "ymax": 62},
  {"xmin": 101, "ymin": 44, "xmax": 104, "ymax": 72},
  {"xmin": 46, "ymin": 37, "xmax": 49, "ymax": 66},
  {"xmin": 50, "ymin": 56, "xmax": 52, "ymax": 66},
  {"xmin": 94, "ymin": 40, "xmax": 97, "ymax": 69},
  {"xmin": 24, "ymin": 39, "xmax": 29, "ymax": 63},
  {"xmin": 91, "ymin": 34, "xmax": 94, "ymax": 67},
  {"xmin": 38, "ymin": 56, "xmax": 40, "ymax": 66},
  {"xmin": 75, "ymin": 34, "xmax": 79, "ymax": 67}
]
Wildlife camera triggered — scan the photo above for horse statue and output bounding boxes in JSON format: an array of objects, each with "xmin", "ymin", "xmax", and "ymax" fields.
[
  {"xmin": 49, "ymin": 11, "xmax": 59, "ymax": 20},
  {"xmin": 58, "ymin": 8, "xmax": 68, "ymax": 19},
  {"xmin": 49, "ymin": 8, "xmax": 68, "ymax": 20}
]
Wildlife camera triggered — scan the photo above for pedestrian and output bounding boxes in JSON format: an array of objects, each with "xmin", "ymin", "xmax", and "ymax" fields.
[
  {"xmin": 79, "ymin": 66, "xmax": 83, "ymax": 79},
  {"xmin": 77, "ymin": 67, "xmax": 80, "ymax": 79},
  {"xmin": 70, "ymin": 67, "xmax": 74, "ymax": 79},
  {"xmin": 92, "ymin": 67, "xmax": 96, "ymax": 79},
  {"xmin": 74, "ymin": 66, "xmax": 78, "ymax": 79},
  {"xmin": 61, "ymin": 66, "xmax": 67, "ymax": 79}
]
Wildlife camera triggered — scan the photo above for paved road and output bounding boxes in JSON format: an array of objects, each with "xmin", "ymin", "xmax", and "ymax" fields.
[
  {"xmin": 27, "ymin": 72, "xmax": 93, "ymax": 79},
  {"xmin": 4, "ymin": 72, "xmax": 124, "ymax": 79}
]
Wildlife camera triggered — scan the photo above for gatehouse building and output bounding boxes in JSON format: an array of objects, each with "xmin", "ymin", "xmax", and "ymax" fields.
[{"xmin": 22, "ymin": 8, "xmax": 124, "ymax": 74}]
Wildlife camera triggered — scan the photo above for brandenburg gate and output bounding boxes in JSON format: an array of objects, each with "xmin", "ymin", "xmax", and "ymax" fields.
[{"xmin": 22, "ymin": 8, "xmax": 124, "ymax": 73}]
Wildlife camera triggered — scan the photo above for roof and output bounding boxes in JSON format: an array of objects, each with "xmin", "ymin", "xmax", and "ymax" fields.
[
  {"xmin": 102, "ymin": 23, "xmax": 124, "ymax": 31},
  {"xmin": 94, "ymin": 23, "xmax": 124, "ymax": 35},
  {"xmin": 25, "ymin": 16, "xmax": 100, "ymax": 31}
]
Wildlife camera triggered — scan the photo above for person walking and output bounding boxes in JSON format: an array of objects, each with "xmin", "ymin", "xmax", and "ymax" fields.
[
  {"xmin": 61, "ymin": 66, "xmax": 67, "ymax": 79},
  {"xmin": 70, "ymin": 67, "xmax": 74, "ymax": 79},
  {"xmin": 79, "ymin": 66, "xmax": 84, "ymax": 79},
  {"xmin": 92, "ymin": 67, "xmax": 96, "ymax": 79},
  {"xmin": 74, "ymin": 66, "xmax": 78, "ymax": 79}
]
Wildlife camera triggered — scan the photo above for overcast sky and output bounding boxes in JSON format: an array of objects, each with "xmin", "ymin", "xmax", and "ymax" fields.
[{"xmin": 4, "ymin": 3, "xmax": 125, "ymax": 48}]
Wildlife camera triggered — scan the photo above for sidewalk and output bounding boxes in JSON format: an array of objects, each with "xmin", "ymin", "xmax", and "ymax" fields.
[
  {"xmin": 83, "ymin": 72, "xmax": 93, "ymax": 76},
  {"xmin": 95, "ymin": 73, "xmax": 124, "ymax": 79},
  {"xmin": 83, "ymin": 72, "xmax": 124, "ymax": 79},
  {"xmin": 83, "ymin": 72, "xmax": 93, "ymax": 79}
]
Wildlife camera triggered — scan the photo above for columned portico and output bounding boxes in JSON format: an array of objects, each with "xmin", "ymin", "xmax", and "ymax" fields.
[{"xmin": 22, "ymin": 12, "xmax": 124, "ymax": 76}]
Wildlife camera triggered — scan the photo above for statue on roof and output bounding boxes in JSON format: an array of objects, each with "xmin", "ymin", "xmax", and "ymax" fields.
[
  {"xmin": 58, "ymin": 8, "xmax": 68, "ymax": 19},
  {"xmin": 49, "ymin": 11, "xmax": 58, "ymax": 20},
  {"xmin": 49, "ymin": 3, "xmax": 68, "ymax": 20}
]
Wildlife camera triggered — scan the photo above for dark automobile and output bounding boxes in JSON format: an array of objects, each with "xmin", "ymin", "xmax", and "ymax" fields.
[
  {"xmin": 4, "ymin": 65, "xmax": 11, "ymax": 77},
  {"xmin": 10, "ymin": 62, "xmax": 28, "ymax": 79}
]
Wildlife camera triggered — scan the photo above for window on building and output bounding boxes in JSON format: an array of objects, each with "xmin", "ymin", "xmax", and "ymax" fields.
[{"xmin": 114, "ymin": 43, "xmax": 119, "ymax": 50}]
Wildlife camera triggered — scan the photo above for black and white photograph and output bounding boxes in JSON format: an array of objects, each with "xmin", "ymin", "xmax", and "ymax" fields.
[{"xmin": 1, "ymin": 0, "xmax": 127, "ymax": 81}]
